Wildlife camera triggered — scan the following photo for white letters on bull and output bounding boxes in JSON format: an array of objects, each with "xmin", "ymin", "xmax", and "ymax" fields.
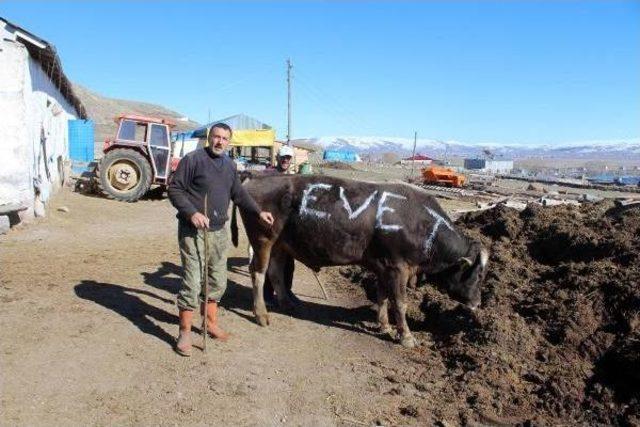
[
  {"xmin": 300, "ymin": 183, "xmax": 333, "ymax": 219},
  {"xmin": 339, "ymin": 187, "xmax": 378, "ymax": 220},
  {"xmin": 423, "ymin": 206, "xmax": 455, "ymax": 255},
  {"xmin": 299, "ymin": 184, "xmax": 405, "ymax": 230},
  {"xmin": 376, "ymin": 191, "xmax": 407, "ymax": 231}
]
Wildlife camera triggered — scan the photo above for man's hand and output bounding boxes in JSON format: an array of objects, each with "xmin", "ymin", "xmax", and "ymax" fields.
[
  {"xmin": 259, "ymin": 211, "xmax": 274, "ymax": 228},
  {"xmin": 190, "ymin": 212, "xmax": 210, "ymax": 229}
]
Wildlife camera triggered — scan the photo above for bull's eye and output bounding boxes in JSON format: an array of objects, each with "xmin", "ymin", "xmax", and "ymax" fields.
[{"xmin": 280, "ymin": 193, "xmax": 292, "ymax": 209}]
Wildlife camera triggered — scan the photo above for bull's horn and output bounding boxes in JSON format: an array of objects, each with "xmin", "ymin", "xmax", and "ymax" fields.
[
  {"xmin": 459, "ymin": 257, "xmax": 474, "ymax": 267},
  {"xmin": 480, "ymin": 248, "xmax": 489, "ymax": 268}
]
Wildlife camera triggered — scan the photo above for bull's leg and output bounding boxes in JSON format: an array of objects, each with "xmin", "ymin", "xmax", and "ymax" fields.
[
  {"xmin": 250, "ymin": 243, "xmax": 272, "ymax": 326},
  {"xmin": 267, "ymin": 249, "xmax": 295, "ymax": 312},
  {"xmin": 247, "ymin": 244, "xmax": 254, "ymax": 271},
  {"xmin": 407, "ymin": 273, "xmax": 418, "ymax": 289},
  {"xmin": 376, "ymin": 280, "xmax": 393, "ymax": 335},
  {"xmin": 389, "ymin": 266, "xmax": 417, "ymax": 348}
]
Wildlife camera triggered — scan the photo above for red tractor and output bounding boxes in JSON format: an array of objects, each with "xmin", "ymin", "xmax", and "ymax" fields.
[{"xmin": 96, "ymin": 114, "xmax": 180, "ymax": 202}]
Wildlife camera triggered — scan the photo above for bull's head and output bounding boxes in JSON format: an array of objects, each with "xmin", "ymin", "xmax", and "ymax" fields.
[{"xmin": 444, "ymin": 243, "xmax": 489, "ymax": 310}]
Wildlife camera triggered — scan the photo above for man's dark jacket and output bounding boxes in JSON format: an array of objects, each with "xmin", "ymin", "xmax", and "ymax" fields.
[{"xmin": 168, "ymin": 148, "xmax": 260, "ymax": 231}]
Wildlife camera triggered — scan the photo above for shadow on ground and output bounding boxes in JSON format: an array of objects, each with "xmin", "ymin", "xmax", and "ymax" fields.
[
  {"xmin": 221, "ymin": 264, "xmax": 384, "ymax": 340},
  {"xmin": 74, "ymin": 280, "xmax": 177, "ymax": 346},
  {"xmin": 77, "ymin": 260, "xmax": 389, "ymax": 347},
  {"xmin": 228, "ymin": 256, "xmax": 250, "ymax": 277},
  {"xmin": 142, "ymin": 258, "xmax": 249, "ymax": 294},
  {"xmin": 75, "ymin": 180, "xmax": 167, "ymax": 202},
  {"xmin": 141, "ymin": 261, "xmax": 182, "ymax": 294}
]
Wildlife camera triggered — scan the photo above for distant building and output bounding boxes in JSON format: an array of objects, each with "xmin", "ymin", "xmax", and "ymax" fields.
[
  {"xmin": 323, "ymin": 150, "xmax": 360, "ymax": 163},
  {"xmin": 1, "ymin": 17, "xmax": 87, "ymax": 231},
  {"xmin": 400, "ymin": 154, "xmax": 433, "ymax": 166},
  {"xmin": 511, "ymin": 168, "xmax": 529, "ymax": 176},
  {"xmin": 178, "ymin": 115, "xmax": 315, "ymax": 171},
  {"xmin": 185, "ymin": 114, "xmax": 276, "ymax": 166},
  {"xmin": 587, "ymin": 174, "xmax": 616, "ymax": 185},
  {"xmin": 190, "ymin": 113, "xmax": 273, "ymax": 138},
  {"xmin": 616, "ymin": 176, "xmax": 640, "ymax": 186},
  {"xmin": 274, "ymin": 140, "xmax": 315, "ymax": 168},
  {"xmin": 464, "ymin": 158, "xmax": 513, "ymax": 174}
]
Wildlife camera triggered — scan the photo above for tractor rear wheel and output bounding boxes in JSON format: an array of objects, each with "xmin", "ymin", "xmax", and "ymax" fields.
[{"xmin": 97, "ymin": 149, "xmax": 152, "ymax": 202}]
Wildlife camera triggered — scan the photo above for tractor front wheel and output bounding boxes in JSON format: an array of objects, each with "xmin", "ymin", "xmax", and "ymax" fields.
[{"xmin": 97, "ymin": 149, "xmax": 152, "ymax": 202}]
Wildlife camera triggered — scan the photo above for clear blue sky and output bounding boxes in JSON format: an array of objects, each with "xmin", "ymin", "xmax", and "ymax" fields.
[{"xmin": 3, "ymin": 1, "xmax": 639, "ymax": 145}]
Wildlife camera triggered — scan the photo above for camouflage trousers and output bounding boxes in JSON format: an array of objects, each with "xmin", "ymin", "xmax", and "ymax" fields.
[{"xmin": 177, "ymin": 222, "xmax": 229, "ymax": 311}]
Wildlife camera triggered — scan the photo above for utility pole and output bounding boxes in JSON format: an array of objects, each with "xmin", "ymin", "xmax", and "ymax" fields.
[
  {"xmin": 444, "ymin": 143, "xmax": 449, "ymax": 166},
  {"xmin": 410, "ymin": 131, "xmax": 417, "ymax": 179},
  {"xmin": 287, "ymin": 58, "xmax": 292, "ymax": 144}
]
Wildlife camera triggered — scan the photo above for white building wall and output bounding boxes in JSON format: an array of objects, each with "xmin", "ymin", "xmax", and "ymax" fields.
[
  {"xmin": 484, "ymin": 160, "xmax": 513, "ymax": 174},
  {"xmin": 463, "ymin": 158, "xmax": 513, "ymax": 174},
  {"xmin": 400, "ymin": 159, "xmax": 433, "ymax": 166},
  {"xmin": 0, "ymin": 42, "xmax": 31, "ymax": 211},
  {"xmin": 0, "ymin": 40, "xmax": 79, "ymax": 221}
]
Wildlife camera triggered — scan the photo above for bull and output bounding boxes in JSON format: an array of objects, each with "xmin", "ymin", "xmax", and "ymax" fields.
[{"xmin": 232, "ymin": 175, "xmax": 488, "ymax": 348}]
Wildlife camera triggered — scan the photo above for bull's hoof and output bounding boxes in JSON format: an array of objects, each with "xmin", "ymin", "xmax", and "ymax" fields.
[
  {"xmin": 278, "ymin": 299, "xmax": 297, "ymax": 313},
  {"xmin": 400, "ymin": 335, "xmax": 417, "ymax": 348},
  {"xmin": 379, "ymin": 325, "xmax": 394, "ymax": 336},
  {"xmin": 255, "ymin": 314, "xmax": 270, "ymax": 327}
]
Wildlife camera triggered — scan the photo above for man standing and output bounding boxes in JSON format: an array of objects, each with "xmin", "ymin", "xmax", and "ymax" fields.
[
  {"xmin": 262, "ymin": 145, "xmax": 299, "ymax": 307},
  {"xmin": 168, "ymin": 123, "xmax": 273, "ymax": 357},
  {"xmin": 268, "ymin": 144, "xmax": 295, "ymax": 175}
]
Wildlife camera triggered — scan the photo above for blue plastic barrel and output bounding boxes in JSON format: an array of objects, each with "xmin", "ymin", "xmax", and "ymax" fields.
[{"xmin": 68, "ymin": 119, "xmax": 95, "ymax": 174}]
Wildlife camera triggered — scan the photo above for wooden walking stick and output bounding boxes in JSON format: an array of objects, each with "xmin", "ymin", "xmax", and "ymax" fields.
[
  {"xmin": 312, "ymin": 270, "xmax": 329, "ymax": 300},
  {"xmin": 202, "ymin": 193, "xmax": 209, "ymax": 353}
]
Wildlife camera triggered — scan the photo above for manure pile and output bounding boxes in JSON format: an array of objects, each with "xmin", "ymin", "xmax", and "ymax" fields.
[{"xmin": 342, "ymin": 201, "xmax": 640, "ymax": 425}]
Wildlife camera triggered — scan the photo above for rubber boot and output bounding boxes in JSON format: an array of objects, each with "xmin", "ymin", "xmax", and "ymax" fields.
[
  {"xmin": 201, "ymin": 301, "xmax": 230, "ymax": 342},
  {"xmin": 175, "ymin": 309, "xmax": 193, "ymax": 357}
]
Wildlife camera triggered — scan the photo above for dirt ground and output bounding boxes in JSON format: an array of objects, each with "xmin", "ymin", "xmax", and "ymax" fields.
[
  {"xmin": 1, "ymin": 187, "xmax": 456, "ymax": 427},
  {"xmin": 2, "ymin": 185, "xmax": 639, "ymax": 426}
]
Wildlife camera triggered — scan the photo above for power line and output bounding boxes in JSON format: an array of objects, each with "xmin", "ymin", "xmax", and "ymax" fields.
[
  {"xmin": 295, "ymin": 79, "xmax": 366, "ymax": 135},
  {"xmin": 294, "ymin": 69, "xmax": 380, "ymax": 135},
  {"xmin": 295, "ymin": 75, "xmax": 377, "ymax": 135},
  {"xmin": 287, "ymin": 58, "xmax": 292, "ymax": 143}
]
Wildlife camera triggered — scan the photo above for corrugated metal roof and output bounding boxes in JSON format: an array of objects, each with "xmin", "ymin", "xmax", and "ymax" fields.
[
  {"xmin": 404, "ymin": 154, "xmax": 433, "ymax": 161},
  {"xmin": 1, "ymin": 16, "xmax": 87, "ymax": 118},
  {"xmin": 191, "ymin": 114, "xmax": 271, "ymax": 138}
]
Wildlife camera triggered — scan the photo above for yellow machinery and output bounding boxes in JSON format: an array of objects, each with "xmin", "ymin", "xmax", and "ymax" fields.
[{"xmin": 421, "ymin": 166, "xmax": 466, "ymax": 187}]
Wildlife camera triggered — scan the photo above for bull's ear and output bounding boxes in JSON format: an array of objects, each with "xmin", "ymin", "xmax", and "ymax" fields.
[
  {"xmin": 280, "ymin": 192, "xmax": 293, "ymax": 210},
  {"xmin": 458, "ymin": 257, "xmax": 474, "ymax": 267}
]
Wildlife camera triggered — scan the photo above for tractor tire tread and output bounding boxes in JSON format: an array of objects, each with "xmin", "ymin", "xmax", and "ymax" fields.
[{"xmin": 96, "ymin": 149, "xmax": 152, "ymax": 202}]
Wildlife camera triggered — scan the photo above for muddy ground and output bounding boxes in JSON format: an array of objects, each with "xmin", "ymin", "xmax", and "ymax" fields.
[
  {"xmin": 1, "ymin": 186, "xmax": 639, "ymax": 426},
  {"xmin": 341, "ymin": 200, "xmax": 640, "ymax": 425}
]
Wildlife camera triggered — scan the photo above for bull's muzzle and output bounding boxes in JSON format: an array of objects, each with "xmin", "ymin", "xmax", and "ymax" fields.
[{"xmin": 466, "ymin": 300, "xmax": 481, "ymax": 311}]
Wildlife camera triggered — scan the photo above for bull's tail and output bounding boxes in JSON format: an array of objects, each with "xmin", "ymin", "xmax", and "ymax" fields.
[
  {"xmin": 231, "ymin": 203, "xmax": 239, "ymax": 247},
  {"xmin": 231, "ymin": 173, "xmax": 254, "ymax": 247}
]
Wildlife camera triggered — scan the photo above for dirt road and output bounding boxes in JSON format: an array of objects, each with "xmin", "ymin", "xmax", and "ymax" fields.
[
  {"xmin": 6, "ymin": 185, "xmax": 636, "ymax": 426},
  {"xmin": 0, "ymin": 189, "xmax": 440, "ymax": 426}
]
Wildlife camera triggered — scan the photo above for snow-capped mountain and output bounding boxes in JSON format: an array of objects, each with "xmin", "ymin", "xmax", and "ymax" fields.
[{"xmin": 294, "ymin": 136, "xmax": 640, "ymax": 160}]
